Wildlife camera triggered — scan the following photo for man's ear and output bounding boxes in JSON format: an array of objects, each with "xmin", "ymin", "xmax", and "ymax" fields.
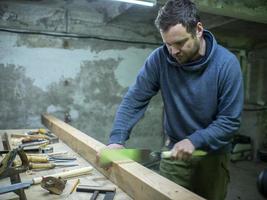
[{"xmin": 196, "ymin": 22, "xmax": 204, "ymax": 38}]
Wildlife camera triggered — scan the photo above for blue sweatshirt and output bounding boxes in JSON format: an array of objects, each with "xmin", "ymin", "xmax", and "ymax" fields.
[{"xmin": 109, "ymin": 30, "xmax": 244, "ymax": 152}]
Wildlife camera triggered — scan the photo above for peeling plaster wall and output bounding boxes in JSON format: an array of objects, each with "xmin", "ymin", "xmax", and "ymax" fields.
[
  {"xmin": 0, "ymin": 1, "xmax": 164, "ymax": 149},
  {"xmin": 1, "ymin": 0, "xmax": 267, "ymax": 154},
  {"xmin": 0, "ymin": 32, "xmax": 163, "ymax": 149}
]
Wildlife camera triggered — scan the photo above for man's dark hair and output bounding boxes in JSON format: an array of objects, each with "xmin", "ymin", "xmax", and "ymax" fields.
[{"xmin": 155, "ymin": 0, "xmax": 200, "ymax": 35}]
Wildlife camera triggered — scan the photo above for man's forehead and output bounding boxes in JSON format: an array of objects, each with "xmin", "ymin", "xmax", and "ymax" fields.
[
  {"xmin": 161, "ymin": 25, "xmax": 191, "ymax": 43},
  {"xmin": 160, "ymin": 23, "xmax": 187, "ymax": 34}
]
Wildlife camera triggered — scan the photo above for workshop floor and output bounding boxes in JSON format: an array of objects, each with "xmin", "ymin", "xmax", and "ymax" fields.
[{"xmin": 226, "ymin": 160, "xmax": 266, "ymax": 200}]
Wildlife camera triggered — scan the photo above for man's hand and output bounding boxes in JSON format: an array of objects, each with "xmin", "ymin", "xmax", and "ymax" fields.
[
  {"xmin": 97, "ymin": 143, "xmax": 124, "ymax": 158},
  {"xmin": 106, "ymin": 143, "xmax": 124, "ymax": 149},
  {"xmin": 96, "ymin": 143, "xmax": 124, "ymax": 168},
  {"xmin": 171, "ymin": 139, "xmax": 195, "ymax": 161}
]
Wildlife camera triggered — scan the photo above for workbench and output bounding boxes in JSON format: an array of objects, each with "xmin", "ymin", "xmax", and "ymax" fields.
[
  {"xmin": 0, "ymin": 115, "xmax": 205, "ymax": 200},
  {"xmin": 0, "ymin": 129, "xmax": 131, "ymax": 200}
]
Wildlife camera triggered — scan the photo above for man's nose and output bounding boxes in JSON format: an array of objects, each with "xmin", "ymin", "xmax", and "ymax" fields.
[{"xmin": 171, "ymin": 46, "xmax": 180, "ymax": 55}]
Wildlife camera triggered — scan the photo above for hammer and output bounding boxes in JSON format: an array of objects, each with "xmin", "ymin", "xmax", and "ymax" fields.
[{"xmin": 76, "ymin": 185, "xmax": 116, "ymax": 200}]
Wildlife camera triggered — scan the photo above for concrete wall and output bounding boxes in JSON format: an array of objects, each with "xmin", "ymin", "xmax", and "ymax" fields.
[
  {"xmin": 0, "ymin": 0, "xmax": 267, "ymax": 155},
  {"xmin": 0, "ymin": 1, "xmax": 164, "ymax": 150},
  {"xmin": 240, "ymin": 48, "xmax": 267, "ymax": 158}
]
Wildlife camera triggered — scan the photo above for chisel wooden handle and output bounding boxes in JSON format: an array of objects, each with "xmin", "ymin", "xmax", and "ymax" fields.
[
  {"xmin": 29, "ymin": 163, "xmax": 55, "ymax": 170},
  {"xmin": 161, "ymin": 150, "xmax": 207, "ymax": 159},
  {"xmin": 22, "ymin": 135, "xmax": 49, "ymax": 142},
  {"xmin": 29, "ymin": 163, "xmax": 56, "ymax": 169},
  {"xmin": 27, "ymin": 155, "xmax": 49, "ymax": 163}
]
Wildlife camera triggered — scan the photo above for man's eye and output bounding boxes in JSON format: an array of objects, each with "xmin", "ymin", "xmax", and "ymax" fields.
[{"xmin": 176, "ymin": 41, "xmax": 185, "ymax": 46}]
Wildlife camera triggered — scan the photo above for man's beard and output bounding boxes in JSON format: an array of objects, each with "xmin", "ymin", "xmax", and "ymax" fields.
[{"xmin": 174, "ymin": 39, "xmax": 200, "ymax": 64}]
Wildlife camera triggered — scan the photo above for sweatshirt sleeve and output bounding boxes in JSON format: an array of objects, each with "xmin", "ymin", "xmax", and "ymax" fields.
[
  {"xmin": 188, "ymin": 55, "xmax": 244, "ymax": 151},
  {"xmin": 108, "ymin": 52, "xmax": 160, "ymax": 145}
]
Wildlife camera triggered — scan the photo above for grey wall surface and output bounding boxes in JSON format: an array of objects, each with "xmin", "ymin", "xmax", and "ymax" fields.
[
  {"xmin": 0, "ymin": 0, "xmax": 164, "ymax": 150},
  {"xmin": 0, "ymin": 32, "xmax": 164, "ymax": 150},
  {"xmin": 0, "ymin": 0, "xmax": 267, "ymax": 155},
  {"xmin": 240, "ymin": 49, "xmax": 267, "ymax": 158}
]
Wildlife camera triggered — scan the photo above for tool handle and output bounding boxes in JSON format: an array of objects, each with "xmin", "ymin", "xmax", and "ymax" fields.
[
  {"xmin": 161, "ymin": 150, "xmax": 207, "ymax": 159},
  {"xmin": 38, "ymin": 128, "xmax": 48, "ymax": 134},
  {"xmin": 77, "ymin": 185, "xmax": 116, "ymax": 192},
  {"xmin": 29, "ymin": 163, "xmax": 55, "ymax": 170},
  {"xmin": 32, "ymin": 166, "xmax": 93, "ymax": 184},
  {"xmin": 27, "ymin": 155, "xmax": 48, "ymax": 163}
]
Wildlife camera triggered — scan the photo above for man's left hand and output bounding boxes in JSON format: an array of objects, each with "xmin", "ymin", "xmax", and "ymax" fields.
[{"xmin": 171, "ymin": 139, "xmax": 195, "ymax": 161}]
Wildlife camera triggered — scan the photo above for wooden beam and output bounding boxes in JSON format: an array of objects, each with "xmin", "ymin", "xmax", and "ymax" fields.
[{"xmin": 42, "ymin": 114, "xmax": 204, "ymax": 200}]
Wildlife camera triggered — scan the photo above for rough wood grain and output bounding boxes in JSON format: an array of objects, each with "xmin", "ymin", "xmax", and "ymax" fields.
[{"xmin": 42, "ymin": 113, "xmax": 204, "ymax": 200}]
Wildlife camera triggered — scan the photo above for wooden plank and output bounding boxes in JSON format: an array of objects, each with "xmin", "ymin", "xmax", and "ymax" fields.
[
  {"xmin": 0, "ymin": 135, "xmax": 4, "ymax": 151},
  {"xmin": 4, "ymin": 132, "xmax": 12, "ymax": 150},
  {"xmin": 41, "ymin": 114, "xmax": 204, "ymax": 200}
]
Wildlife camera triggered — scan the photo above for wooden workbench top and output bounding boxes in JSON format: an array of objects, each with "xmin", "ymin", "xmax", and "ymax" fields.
[
  {"xmin": 0, "ymin": 129, "xmax": 131, "ymax": 200},
  {"xmin": 0, "ymin": 115, "xmax": 205, "ymax": 200}
]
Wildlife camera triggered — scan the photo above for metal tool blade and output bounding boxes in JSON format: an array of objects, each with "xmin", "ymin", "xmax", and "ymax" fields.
[
  {"xmin": 54, "ymin": 162, "xmax": 78, "ymax": 167},
  {"xmin": 52, "ymin": 159, "xmax": 77, "ymax": 163},
  {"xmin": 49, "ymin": 156, "xmax": 77, "ymax": 161},
  {"xmin": 99, "ymin": 149, "xmax": 207, "ymax": 168},
  {"xmin": 19, "ymin": 140, "xmax": 49, "ymax": 148},
  {"xmin": 99, "ymin": 149, "xmax": 152, "ymax": 167},
  {"xmin": 0, "ymin": 182, "xmax": 32, "ymax": 194}
]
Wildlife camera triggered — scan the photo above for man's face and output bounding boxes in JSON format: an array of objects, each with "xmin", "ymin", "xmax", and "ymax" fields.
[{"xmin": 160, "ymin": 24, "xmax": 201, "ymax": 64}]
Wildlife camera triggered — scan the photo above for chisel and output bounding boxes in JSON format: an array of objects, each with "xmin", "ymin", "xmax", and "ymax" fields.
[
  {"xmin": 29, "ymin": 162, "xmax": 78, "ymax": 170},
  {"xmin": 27, "ymin": 155, "xmax": 76, "ymax": 163}
]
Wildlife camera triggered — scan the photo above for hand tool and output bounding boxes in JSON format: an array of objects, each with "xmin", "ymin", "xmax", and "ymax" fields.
[
  {"xmin": 0, "ymin": 182, "xmax": 31, "ymax": 194},
  {"xmin": 19, "ymin": 140, "xmax": 49, "ymax": 149},
  {"xmin": 19, "ymin": 140, "xmax": 52, "ymax": 154},
  {"xmin": 47, "ymin": 151, "xmax": 68, "ymax": 156},
  {"xmin": 14, "ymin": 156, "xmax": 77, "ymax": 168},
  {"xmin": 151, "ymin": 150, "xmax": 207, "ymax": 159},
  {"xmin": 40, "ymin": 146, "xmax": 54, "ymax": 153},
  {"xmin": 21, "ymin": 138, "xmax": 48, "ymax": 144},
  {"xmin": 22, "ymin": 145, "xmax": 53, "ymax": 153},
  {"xmin": 0, "ymin": 167, "xmax": 93, "ymax": 195},
  {"xmin": 26, "ymin": 128, "xmax": 47, "ymax": 135},
  {"xmin": 26, "ymin": 151, "xmax": 68, "ymax": 157},
  {"xmin": 26, "ymin": 129, "xmax": 59, "ymax": 143},
  {"xmin": 41, "ymin": 176, "xmax": 67, "ymax": 195},
  {"xmin": 12, "ymin": 133, "xmax": 49, "ymax": 141},
  {"xmin": 99, "ymin": 148, "xmax": 207, "ymax": 167},
  {"xmin": 76, "ymin": 185, "xmax": 116, "ymax": 200},
  {"xmin": 26, "ymin": 154, "xmax": 76, "ymax": 163},
  {"xmin": 29, "ymin": 162, "xmax": 78, "ymax": 170}
]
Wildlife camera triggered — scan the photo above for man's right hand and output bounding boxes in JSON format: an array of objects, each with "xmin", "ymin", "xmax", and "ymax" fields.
[
  {"xmin": 96, "ymin": 143, "xmax": 124, "ymax": 167},
  {"xmin": 106, "ymin": 143, "xmax": 124, "ymax": 149}
]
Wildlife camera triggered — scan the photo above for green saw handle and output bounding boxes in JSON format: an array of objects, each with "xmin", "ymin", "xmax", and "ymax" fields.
[{"xmin": 161, "ymin": 150, "xmax": 207, "ymax": 159}]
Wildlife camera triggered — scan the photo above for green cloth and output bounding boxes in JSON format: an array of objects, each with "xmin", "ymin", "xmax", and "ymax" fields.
[{"xmin": 159, "ymin": 153, "xmax": 230, "ymax": 200}]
